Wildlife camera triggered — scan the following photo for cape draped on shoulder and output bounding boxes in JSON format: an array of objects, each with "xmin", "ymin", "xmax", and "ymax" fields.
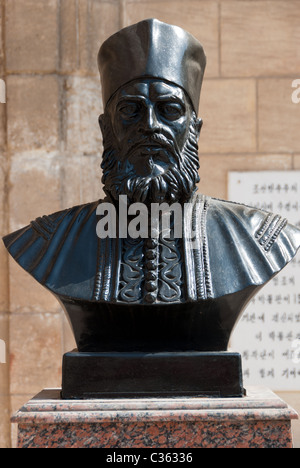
[{"xmin": 3, "ymin": 194, "xmax": 300, "ymax": 304}]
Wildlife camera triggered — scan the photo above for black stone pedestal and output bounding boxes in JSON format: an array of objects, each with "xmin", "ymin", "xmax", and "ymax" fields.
[{"xmin": 61, "ymin": 351, "xmax": 244, "ymax": 399}]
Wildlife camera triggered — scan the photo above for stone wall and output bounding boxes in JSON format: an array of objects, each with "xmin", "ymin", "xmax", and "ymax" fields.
[{"xmin": 0, "ymin": 0, "xmax": 299, "ymax": 448}]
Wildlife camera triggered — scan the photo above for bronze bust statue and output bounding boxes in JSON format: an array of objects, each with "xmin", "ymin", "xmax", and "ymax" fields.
[{"xmin": 3, "ymin": 19, "xmax": 300, "ymax": 398}]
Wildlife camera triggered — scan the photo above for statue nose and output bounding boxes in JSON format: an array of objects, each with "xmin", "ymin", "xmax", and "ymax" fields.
[{"xmin": 139, "ymin": 106, "xmax": 160, "ymax": 133}]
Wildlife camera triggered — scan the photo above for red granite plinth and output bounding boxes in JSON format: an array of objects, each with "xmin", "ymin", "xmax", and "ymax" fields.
[{"xmin": 12, "ymin": 387, "xmax": 298, "ymax": 448}]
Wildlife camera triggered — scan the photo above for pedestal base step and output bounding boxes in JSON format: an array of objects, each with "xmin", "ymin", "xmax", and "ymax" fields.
[
  {"xmin": 11, "ymin": 387, "xmax": 299, "ymax": 448},
  {"xmin": 62, "ymin": 351, "xmax": 244, "ymax": 399}
]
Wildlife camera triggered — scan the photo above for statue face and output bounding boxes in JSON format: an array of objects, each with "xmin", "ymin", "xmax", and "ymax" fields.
[
  {"xmin": 100, "ymin": 78, "xmax": 202, "ymax": 205},
  {"xmin": 107, "ymin": 79, "xmax": 201, "ymax": 177}
]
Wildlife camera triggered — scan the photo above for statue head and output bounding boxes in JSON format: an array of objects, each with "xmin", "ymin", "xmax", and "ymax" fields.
[{"xmin": 97, "ymin": 19, "xmax": 206, "ymax": 205}]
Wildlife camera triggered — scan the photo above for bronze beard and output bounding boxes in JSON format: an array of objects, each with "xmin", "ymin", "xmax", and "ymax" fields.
[{"xmin": 100, "ymin": 111, "xmax": 201, "ymax": 205}]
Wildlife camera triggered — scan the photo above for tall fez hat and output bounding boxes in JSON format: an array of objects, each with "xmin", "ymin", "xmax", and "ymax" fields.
[{"xmin": 98, "ymin": 19, "xmax": 206, "ymax": 113}]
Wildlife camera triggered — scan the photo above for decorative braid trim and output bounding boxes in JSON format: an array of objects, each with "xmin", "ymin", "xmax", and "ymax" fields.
[
  {"xmin": 255, "ymin": 213, "xmax": 288, "ymax": 252},
  {"xmin": 192, "ymin": 194, "xmax": 212, "ymax": 300}
]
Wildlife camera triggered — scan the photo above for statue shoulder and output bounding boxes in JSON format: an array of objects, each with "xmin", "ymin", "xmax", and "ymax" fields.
[
  {"xmin": 2, "ymin": 201, "xmax": 99, "ymax": 277},
  {"xmin": 3, "ymin": 208, "xmax": 67, "ymax": 252},
  {"xmin": 4, "ymin": 202, "xmax": 96, "ymax": 245},
  {"xmin": 207, "ymin": 196, "xmax": 300, "ymax": 257}
]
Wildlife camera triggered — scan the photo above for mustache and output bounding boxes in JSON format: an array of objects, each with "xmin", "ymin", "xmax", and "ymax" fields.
[{"xmin": 122, "ymin": 132, "xmax": 179, "ymax": 159}]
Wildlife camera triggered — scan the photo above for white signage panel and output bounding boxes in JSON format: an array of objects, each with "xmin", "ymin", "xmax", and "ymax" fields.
[{"xmin": 228, "ymin": 171, "xmax": 300, "ymax": 391}]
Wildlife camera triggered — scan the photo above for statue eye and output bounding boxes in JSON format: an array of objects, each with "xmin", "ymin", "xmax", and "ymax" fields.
[
  {"xmin": 118, "ymin": 103, "xmax": 139, "ymax": 119},
  {"xmin": 159, "ymin": 102, "xmax": 184, "ymax": 120}
]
